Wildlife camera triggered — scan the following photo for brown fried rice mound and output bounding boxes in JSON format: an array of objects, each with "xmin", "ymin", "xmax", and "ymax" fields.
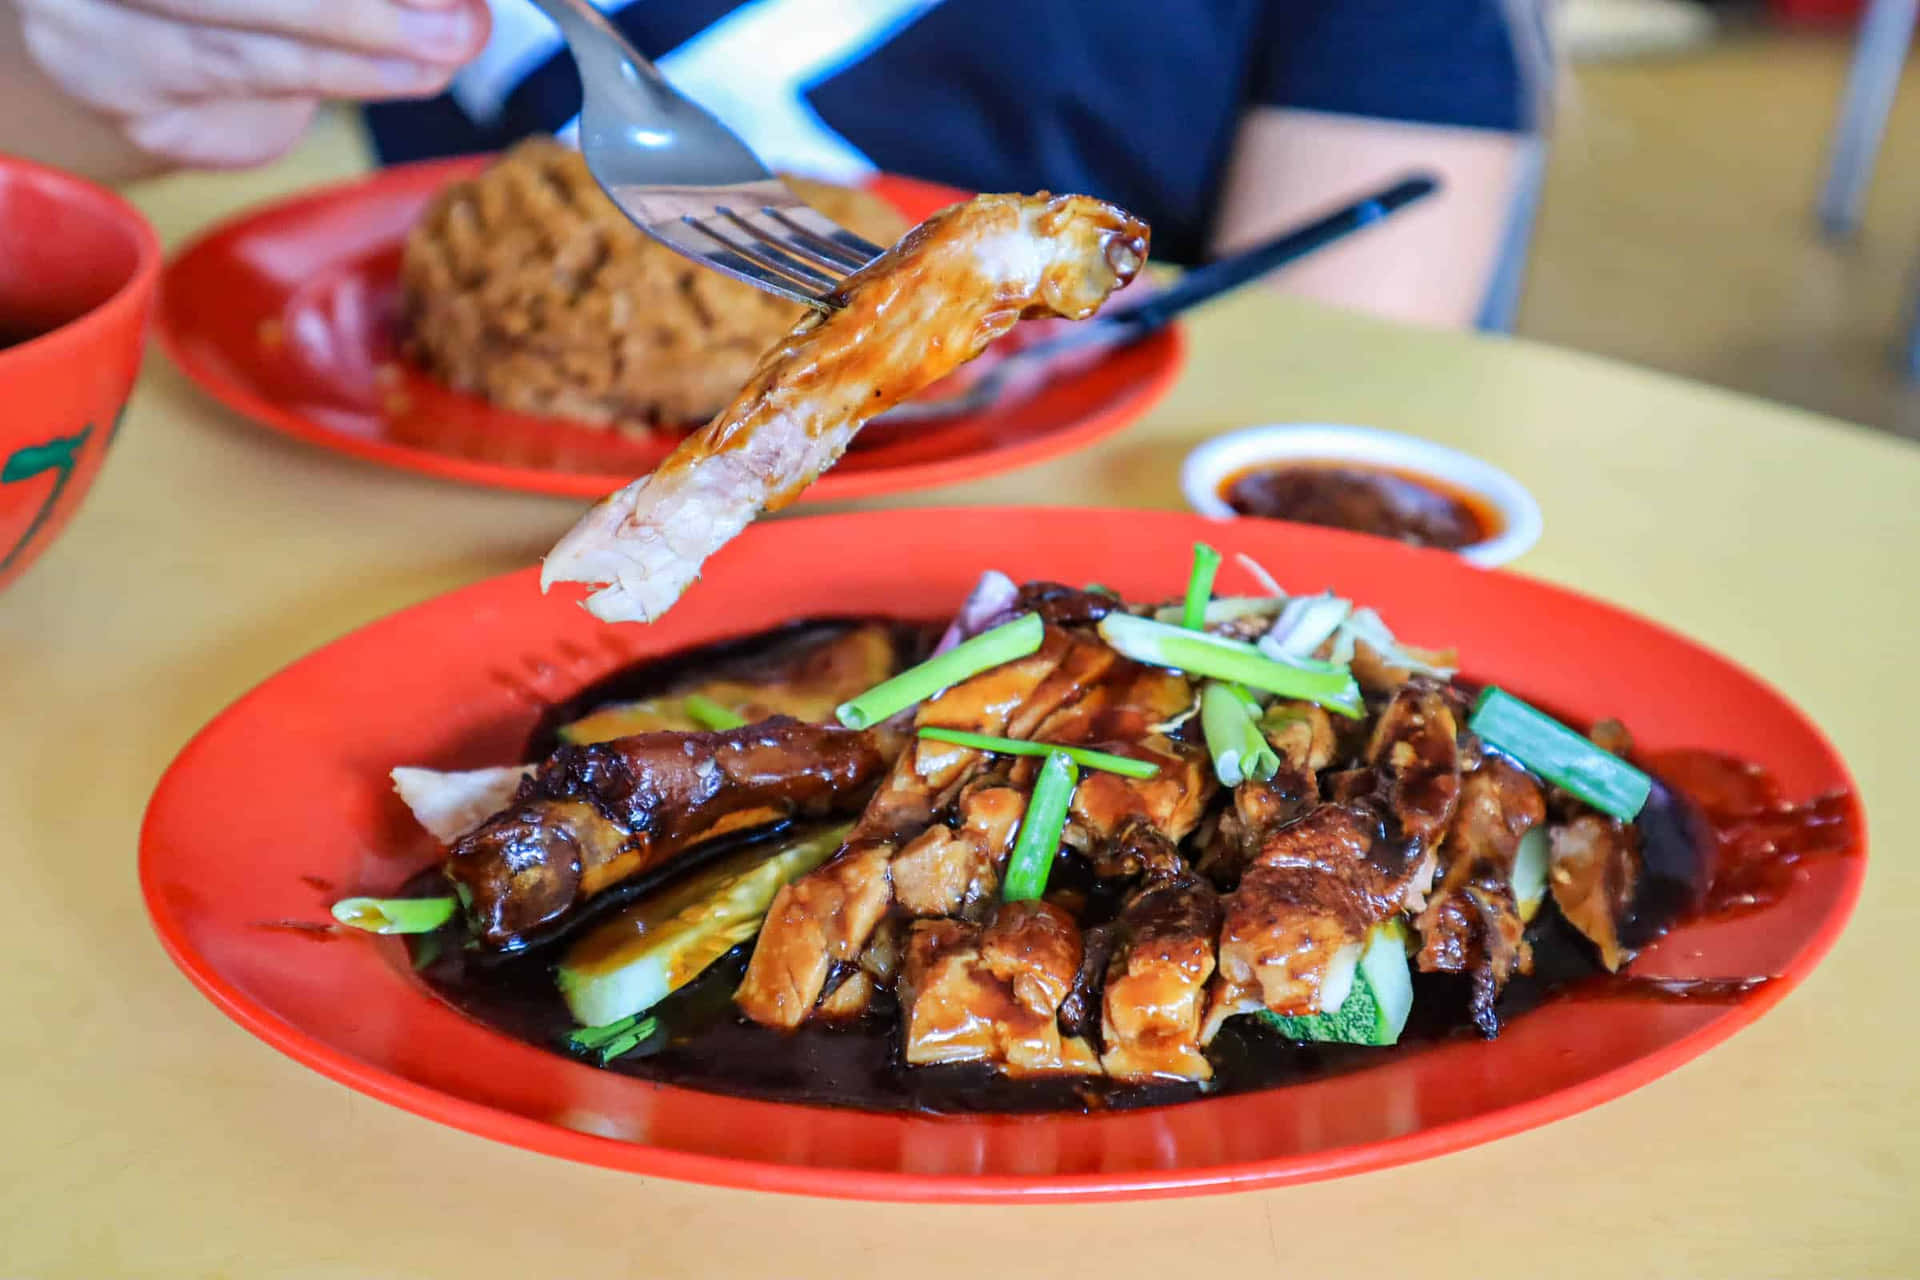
[{"xmin": 400, "ymin": 137, "xmax": 910, "ymax": 432}]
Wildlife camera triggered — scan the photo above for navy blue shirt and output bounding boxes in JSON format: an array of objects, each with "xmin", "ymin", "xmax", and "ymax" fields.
[{"xmin": 366, "ymin": 0, "xmax": 1527, "ymax": 265}]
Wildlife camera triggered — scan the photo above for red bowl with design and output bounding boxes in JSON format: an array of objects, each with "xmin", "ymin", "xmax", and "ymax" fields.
[{"xmin": 0, "ymin": 154, "xmax": 161, "ymax": 591}]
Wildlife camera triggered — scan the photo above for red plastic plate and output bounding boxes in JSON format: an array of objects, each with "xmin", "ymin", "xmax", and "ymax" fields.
[
  {"xmin": 154, "ymin": 160, "xmax": 1182, "ymax": 501},
  {"xmin": 140, "ymin": 509, "xmax": 1864, "ymax": 1201}
]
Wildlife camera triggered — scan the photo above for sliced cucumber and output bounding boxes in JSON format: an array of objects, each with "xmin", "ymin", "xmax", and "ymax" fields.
[
  {"xmin": 556, "ymin": 823, "xmax": 849, "ymax": 1028},
  {"xmin": 1513, "ymin": 826, "xmax": 1549, "ymax": 923},
  {"xmin": 1261, "ymin": 919, "xmax": 1414, "ymax": 1047}
]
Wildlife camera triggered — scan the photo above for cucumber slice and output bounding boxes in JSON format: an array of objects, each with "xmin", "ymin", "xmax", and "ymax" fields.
[
  {"xmin": 556, "ymin": 823, "xmax": 849, "ymax": 1028},
  {"xmin": 1261, "ymin": 919, "xmax": 1414, "ymax": 1046},
  {"xmin": 1513, "ymin": 826, "xmax": 1549, "ymax": 923}
]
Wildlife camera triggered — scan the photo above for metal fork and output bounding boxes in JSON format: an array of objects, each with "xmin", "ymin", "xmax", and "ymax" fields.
[{"xmin": 528, "ymin": 0, "xmax": 885, "ymax": 309}]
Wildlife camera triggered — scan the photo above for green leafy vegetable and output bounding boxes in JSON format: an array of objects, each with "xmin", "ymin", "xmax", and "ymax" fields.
[
  {"xmin": 565, "ymin": 1012, "xmax": 661, "ymax": 1065},
  {"xmin": 1261, "ymin": 921, "xmax": 1413, "ymax": 1046}
]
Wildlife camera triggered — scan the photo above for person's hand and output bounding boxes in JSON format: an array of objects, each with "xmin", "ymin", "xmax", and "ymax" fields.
[{"xmin": 13, "ymin": 0, "xmax": 491, "ymax": 169}]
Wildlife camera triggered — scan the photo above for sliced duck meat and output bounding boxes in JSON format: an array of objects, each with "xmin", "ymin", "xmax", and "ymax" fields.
[
  {"xmin": 899, "ymin": 902, "xmax": 1100, "ymax": 1075},
  {"xmin": 1415, "ymin": 757, "xmax": 1546, "ymax": 1034},
  {"xmin": 1549, "ymin": 813, "xmax": 1642, "ymax": 972},
  {"xmin": 445, "ymin": 718, "xmax": 891, "ymax": 949},
  {"xmin": 1100, "ymin": 832, "xmax": 1222, "ymax": 1081}
]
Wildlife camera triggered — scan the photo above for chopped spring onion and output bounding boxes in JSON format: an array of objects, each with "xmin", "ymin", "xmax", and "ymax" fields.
[
  {"xmin": 330, "ymin": 896, "xmax": 456, "ymax": 934},
  {"xmin": 1258, "ymin": 591, "xmax": 1352, "ymax": 662},
  {"xmin": 1345, "ymin": 606, "xmax": 1454, "ymax": 677},
  {"xmin": 1200, "ymin": 682, "xmax": 1280, "ymax": 787},
  {"xmin": 1468, "ymin": 687, "xmax": 1652, "ymax": 821},
  {"xmin": 1082, "ymin": 581, "xmax": 1117, "ymax": 595},
  {"xmin": 1001, "ymin": 751, "xmax": 1078, "ymax": 901},
  {"xmin": 1234, "ymin": 552, "xmax": 1287, "ymax": 599},
  {"xmin": 682, "ymin": 693, "xmax": 747, "ymax": 731},
  {"xmin": 836, "ymin": 612, "xmax": 1044, "ymax": 729},
  {"xmin": 1099, "ymin": 613, "xmax": 1364, "ymax": 718},
  {"xmin": 916, "ymin": 728, "xmax": 1160, "ymax": 779},
  {"xmin": 565, "ymin": 1012, "xmax": 661, "ymax": 1065},
  {"xmin": 1150, "ymin": 596, "xmax": 1286, "ymax": 629},
  {"xmin": 1181, "ymin": 542, "xmax": 1223, "ymax": 631}
]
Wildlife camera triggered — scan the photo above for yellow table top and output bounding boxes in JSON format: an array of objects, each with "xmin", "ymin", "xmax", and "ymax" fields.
[{"xmin": 5, "ymin": 118, "xmax": 1917, "ymax": 1277}]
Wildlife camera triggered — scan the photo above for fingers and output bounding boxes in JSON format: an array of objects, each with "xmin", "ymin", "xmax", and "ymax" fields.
[
  {"xmin": 124, "ymin": 98, "xmax": 320, "ymax": 169},
  {"xmin": 18, "ymin": 0, "xmax": 482, "ymax": 114},
  {"xmin": 105, "ymin": 0, "xmax": 488, "ymax": 62}
]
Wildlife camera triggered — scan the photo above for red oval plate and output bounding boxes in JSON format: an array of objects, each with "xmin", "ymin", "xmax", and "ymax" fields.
[
  {"xmin": 154, "ymin": 159, "xmax": 1183, "ymax": 501},
  {"xmin": 140, "ymin": 509, "xmax": 1864, "ymax": 1201}
]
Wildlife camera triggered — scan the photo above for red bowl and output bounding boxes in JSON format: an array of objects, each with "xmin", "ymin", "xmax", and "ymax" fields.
[{"xmin": 0, "ymin": 155, "xmax": 161, "ymax": 591}]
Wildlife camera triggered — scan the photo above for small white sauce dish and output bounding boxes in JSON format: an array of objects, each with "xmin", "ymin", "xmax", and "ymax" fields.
[{"xmin": 1180, "ymin": 423, "xmax": 1544, "ymax": 568}]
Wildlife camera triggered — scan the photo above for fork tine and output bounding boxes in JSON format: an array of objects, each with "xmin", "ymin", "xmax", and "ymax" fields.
[
  {"xmin": 649, "ymin": 221, "xmax": 828, "ymax": 309},
  {"xmin": 775, "ymin": 205, "xmax": 886, "ymax": 263},
  {"xmin": 692, "ymin": 214, "xmax": 842, "ymax": 292},
  {"xmin": 749, "ymin": 207, "xmax": 880, "ymax": 273}
]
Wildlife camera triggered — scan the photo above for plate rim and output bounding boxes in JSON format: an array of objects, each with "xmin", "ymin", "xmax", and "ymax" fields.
[
  {"xmin": 138, "ymin": 507, "xmax": 1868, "ymax": 1202},
  {"xmin": 151, "ymin": 158, "xmax": 1185, "ymax": 503}
]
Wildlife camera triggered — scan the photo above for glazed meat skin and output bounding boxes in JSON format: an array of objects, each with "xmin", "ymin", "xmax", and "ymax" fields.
[
  {"xmin": 541, "ymin": 194, "xmax": 1148, "ymax": 623},
  {"xmin": 735, "ymin": 626, "xmax": 1208, "ymax": 1030},
  {"xmin": 446, "ymin": 718, "xmax": 891, "ymax": 949}
]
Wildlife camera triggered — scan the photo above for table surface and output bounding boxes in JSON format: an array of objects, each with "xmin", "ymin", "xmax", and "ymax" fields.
[{"xmin": 5, "ymin": 116, "xmax": 1917, "ymax": 1278}]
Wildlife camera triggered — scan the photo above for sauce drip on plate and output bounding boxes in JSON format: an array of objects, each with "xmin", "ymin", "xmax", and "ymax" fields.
[{"xmin": 1221, "ymin": 462, "xmax": 1497, "ymax": 550}]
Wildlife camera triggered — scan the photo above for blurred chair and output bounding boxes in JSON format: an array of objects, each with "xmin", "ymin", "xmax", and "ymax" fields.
[{"xmin": 1814, "ymin": 0, "xmax": 1920, "ymax": 377}]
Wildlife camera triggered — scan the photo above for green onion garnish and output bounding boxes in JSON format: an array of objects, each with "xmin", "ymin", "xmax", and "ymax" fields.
[
  {"xmin": 836, "ymin": 613, "xmax": 1045, "ymax": 729},
  {"xmin": 1468, "ymin": 687, "xmax": 1652, "ymax": 821},
  {"xmin": 917, "ymin": 727, "xmax": 1159, "ymax": 779},
  {"xmin": 1099, "ymin": 613, "xmax": 1364, "ymax": 718},
  {"xmin": 1001, "ymin": 751, "xmax": 1078, "ymax": 901},
  {"xmin": 683, "ymin": 692, "xmax": 747, "ymax": 731},
  {"xmin": 1181, "ymin": 542, "xmax": 1223, "ymax": 631},
  {"xmin": 565, "ymin": 1012, "xmax": 661, "ymax": 1065},
  {"xmin": 1200, "ymin": 682, "xmax": 1280, "ymax": 787},
  {"xmin": 330, "ymin": 896, "xmax": 456, "ymax": 934}
]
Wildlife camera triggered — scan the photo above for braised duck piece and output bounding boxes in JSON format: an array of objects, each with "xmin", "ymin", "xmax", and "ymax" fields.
[
  {"xmin": 445, "ymin": 718, "xmax": 893, "ymax": 949},
  {"xmin": 541, "ymin": 194, "xmax": 1148, "ymax": 624},
  {"xmin": 1415, "ymin": 756, "xmax": 1546, "ymax": 1035},
  {"xmin": 1204, "ymin": 682, "xmax": 1462, "ymax": 1036},
  {"xmin": 1548, "ymin": 813, "xmax": 1643, "ymax": 972},
  {"xmin": 1098, "ymin": 825, "xmax": 1222, "ymax": 1082},
  {"xmin": 736, "ymin": 626, "xmax": 1210, "ymax": 1030},
  {"xmin": 898, "ymin": 902, "xmax": 1101, "ymax": 1075}
]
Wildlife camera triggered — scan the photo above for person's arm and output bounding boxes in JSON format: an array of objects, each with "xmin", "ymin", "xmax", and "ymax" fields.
[
  {"xmin": 0, "ymin": 0, "xmax": 489, "ymax": 182},
  {"xmin": 1210, "ymin": 107, "xmax": 1528, "ymax": 330}
]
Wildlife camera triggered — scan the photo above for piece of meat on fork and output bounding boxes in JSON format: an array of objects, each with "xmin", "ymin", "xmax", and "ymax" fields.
[{"xmin": 541, "ymin": 194, "xmax": 1149, "ymax": 624}]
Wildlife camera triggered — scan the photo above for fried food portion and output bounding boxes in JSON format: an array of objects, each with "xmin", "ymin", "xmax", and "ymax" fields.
[
  {"xmin": 401, "ymin": 138, "xmax": 909, "ymax": 430},
  {"xmin": 541, "ymin": 192, "xmax": 1148, "ymax": 623}
]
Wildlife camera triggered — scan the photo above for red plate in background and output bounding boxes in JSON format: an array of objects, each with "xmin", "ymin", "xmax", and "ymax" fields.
[
  {"xmin": 139, "ymin": 508, "xmax": 1864, "ymax": 1202},
  {"xmin": 154, "ymin": 159, "xmax": 1183, "ymax": 501}
]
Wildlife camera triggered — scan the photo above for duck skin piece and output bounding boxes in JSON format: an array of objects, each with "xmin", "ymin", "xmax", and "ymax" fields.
[
  {"xmin": 1415, "ymin": 757, "xmax": 1546, "ymax": 1035},
  {"xmin": 541, "ymin": 195, "xmax": 1149, "ymax": 623},
  {"xmin": 445, "ymin": 718, "xmax": 891, "ymax": 949},
  {"xmin": 1204, "ymin": 684, "xmax": 1463, "ymax": 1035},
  {"xmin": 735, "ymin": 628, "xmax": 1083, "ymax": 1027},
  {"xmin": 1098, "ymin": 824, "xmax": 1222, "ymax": 1082},
  {"xmin": 735, "ymin": 627, "xmax": 1209, "ymax": 1029},
  {"xmin": 1548, "ymin": 813, "xmax": 1643, "ymax": 972}
]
